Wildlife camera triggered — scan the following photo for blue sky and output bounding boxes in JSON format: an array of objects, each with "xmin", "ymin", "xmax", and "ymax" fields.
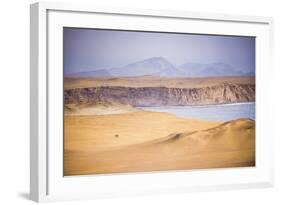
[{"xmin": 63, "ymin": 27, "xmax": 255, "ymax": 75}]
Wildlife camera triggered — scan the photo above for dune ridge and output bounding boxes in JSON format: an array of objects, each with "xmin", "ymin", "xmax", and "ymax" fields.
[
  {"xmin": 64, "ymin": 102, "xmax": 139, "ymax": 116},
  {"xmin": 64, "ymin": 114, "xmax": 255, "ymax": 175}
]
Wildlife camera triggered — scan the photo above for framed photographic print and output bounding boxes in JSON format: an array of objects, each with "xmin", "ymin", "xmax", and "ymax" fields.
[{"xmin": 30, "ymin": 2, "xmax": 274, "ymax": 202}]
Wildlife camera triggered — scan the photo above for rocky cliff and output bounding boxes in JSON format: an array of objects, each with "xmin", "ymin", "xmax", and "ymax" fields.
[{"xmin": 64, "ymin": 82, "xmax": 255, "ymax": 106}]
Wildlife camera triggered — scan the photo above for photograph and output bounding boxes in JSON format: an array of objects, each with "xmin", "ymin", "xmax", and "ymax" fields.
[{"xmin": 63, "ymin": 27, "xmax": 256, "ymax": 176}]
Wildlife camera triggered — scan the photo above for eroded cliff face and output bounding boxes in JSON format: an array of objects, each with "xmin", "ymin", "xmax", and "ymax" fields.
[{"xmin": 64, "ymin": 82, "xmax": 255, "ymax": 106}]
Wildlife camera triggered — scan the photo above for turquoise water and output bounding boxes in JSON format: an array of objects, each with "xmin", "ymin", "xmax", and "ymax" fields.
[{"xmin": 139, "ymin": 103, "xmax": 255, "ymax": 121}]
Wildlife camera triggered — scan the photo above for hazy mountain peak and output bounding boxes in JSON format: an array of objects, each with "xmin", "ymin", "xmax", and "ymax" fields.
[
  {"xmin": 124, "ymin": 57, "xmax": 175, "ymax": 70},
  {"xmin": 177, "ymin": 62, "xmax": 250, "ymax": 77},
  {"xmin": 109, "ymin": 57, "xmax": 178, "ymax": 77},
  {"xmin": 144, "ymin": 56, "xmax": 170, "ymax": 62}
]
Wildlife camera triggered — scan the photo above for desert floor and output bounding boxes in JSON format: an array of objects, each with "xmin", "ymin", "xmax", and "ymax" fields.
[
  {"xmin": 64, "ymin": 109, "xmax": 255, "ymax": 176},
  {"xmin": 64, "ymin": 76, "xmax": 255, "ymax": 89}
]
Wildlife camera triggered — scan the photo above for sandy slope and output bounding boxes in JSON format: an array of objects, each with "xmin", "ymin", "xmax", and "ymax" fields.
[
  {"xmin": 64, "ymin": 76, "xmax": 255, "ymax": 89},
  {"xmin": 64, "ymin": 110, "xmax": 255, "ymax": 176},
  {"xmin": 64, "ymin": 102, "xmax": 138, "ymax": 116}
]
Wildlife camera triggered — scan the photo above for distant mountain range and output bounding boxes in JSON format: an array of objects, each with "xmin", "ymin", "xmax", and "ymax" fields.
[
  {"xmin": 65, "ymin": 69, "xmax": 112, "ymax": 77},
  {"xmin": 177, "ymin": 62, "xmax": 255, "ymax": 77},
  {"xmin": 65, "ymin": 57, "xmax": 255, "ymax": 78}
]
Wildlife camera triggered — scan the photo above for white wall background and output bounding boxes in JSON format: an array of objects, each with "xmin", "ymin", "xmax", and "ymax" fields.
[{"xmin": 0, "ymin": 0, "xmax": 280, "ymax": 204}]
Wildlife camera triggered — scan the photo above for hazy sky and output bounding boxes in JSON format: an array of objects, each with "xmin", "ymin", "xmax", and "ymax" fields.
[{"xmin": 63, "ymin": 27, "xmax": 255, "ymax": 74}]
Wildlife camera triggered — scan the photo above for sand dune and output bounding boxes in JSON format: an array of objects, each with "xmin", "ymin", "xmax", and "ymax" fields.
[
  {"xmin": 64, "ymin": 110, "xmax": 255, "ymax": 176},
  {"xmin": 64, "ymin": 102, "xmax": 138, "ymax": 116},
  {"xmin": 64, "ymin": 110, "xmax": 220, "ymax": 151}
]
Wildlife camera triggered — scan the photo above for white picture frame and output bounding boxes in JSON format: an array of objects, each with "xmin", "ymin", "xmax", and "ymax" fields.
[{"xmin": 30, "ymin": 2, "xmax": 274, "ymax": 202}]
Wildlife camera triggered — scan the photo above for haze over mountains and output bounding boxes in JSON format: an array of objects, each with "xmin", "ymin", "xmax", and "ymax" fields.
[{"xmin": 65, "ymin": 57, "xmax": 255, "ymax": 78}]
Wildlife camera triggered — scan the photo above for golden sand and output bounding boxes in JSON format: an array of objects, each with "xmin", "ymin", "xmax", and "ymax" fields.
[
  {"xmin": 64, "ymin": 110, "xmax": 255, "ymax": 176},
  {"xmin": 64, "ymin": 76, "xmax": 255, "ymax": 89}
]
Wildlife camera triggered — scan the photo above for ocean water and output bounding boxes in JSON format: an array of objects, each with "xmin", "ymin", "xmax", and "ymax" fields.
[{"xmin": 138, "ymin": 102, "xmax": 255, "ymax": 121}]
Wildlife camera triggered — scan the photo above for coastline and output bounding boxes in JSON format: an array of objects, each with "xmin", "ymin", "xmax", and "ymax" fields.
[
  {"xmin": 137, "ymin": 101, "xmax": 255, "ymax": 109},
  {"xmin": 137, "ymin": 102, "xmax": 255, "ymax": 121},
  {"xmin": 63, "ymin": 76, "xmax": 256, "ymax": 176}
]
